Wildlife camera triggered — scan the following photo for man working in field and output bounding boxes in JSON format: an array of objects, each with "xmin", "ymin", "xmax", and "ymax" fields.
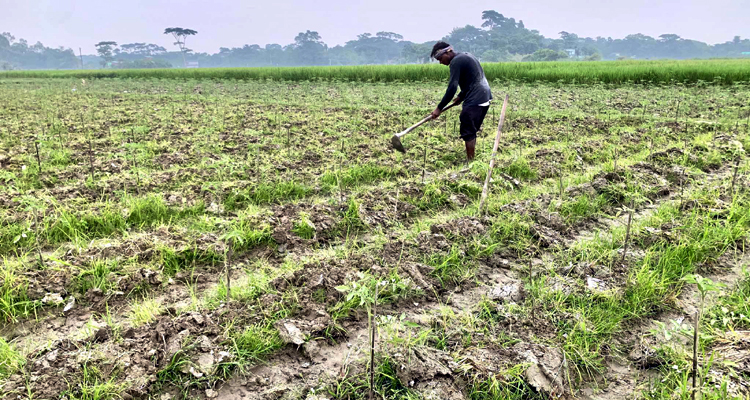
[{"xmin": 430, "ymin": 41, "xmax": 493, "ymax": 162}]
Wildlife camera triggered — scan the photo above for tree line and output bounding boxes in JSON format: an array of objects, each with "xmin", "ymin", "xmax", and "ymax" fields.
[{"xmin": 2, "ymin": 10, "xmax": 750, "ymax": 70}]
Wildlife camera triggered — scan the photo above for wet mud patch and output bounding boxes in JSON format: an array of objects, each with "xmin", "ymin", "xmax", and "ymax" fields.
[
  {"xmin": 3, "ymin": 310, "xmax": 231, "ymax": 399},
  {"xmin": 270, "ymin": 203, "xmax": 337, "ymax": 250},
  {"xmin": 529, "ymin": 148, "xmax": 581, "ymax": 180},
  {"xmin": 354, "ymin": 187, "xmax": 419, "ymax": 228}
]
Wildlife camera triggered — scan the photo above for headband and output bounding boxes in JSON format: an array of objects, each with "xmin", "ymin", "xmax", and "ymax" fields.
[{"xmin": 433, "ymin": 46, "xmax": 453, "ymax": 59}]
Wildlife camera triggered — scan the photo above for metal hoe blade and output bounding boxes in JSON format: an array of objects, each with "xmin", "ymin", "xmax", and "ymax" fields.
[
  {"xmin": 389, "ymin": 102, "xmax": 457, "ymax": 154},
  {"xmin": 391, "ymin": 135, "xmax": 406, "ymax": 153}
]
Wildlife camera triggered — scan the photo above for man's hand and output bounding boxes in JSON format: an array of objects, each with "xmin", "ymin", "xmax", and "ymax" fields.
[{"xmin": 430, "ymin": 107, "xmax": 442, "ymax": 119}]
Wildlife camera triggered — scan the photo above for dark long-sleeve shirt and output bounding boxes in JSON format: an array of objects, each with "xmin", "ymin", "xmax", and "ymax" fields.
[{"xmin": 436, "ymin": 52, "xmax": 493, "ymax": 110}]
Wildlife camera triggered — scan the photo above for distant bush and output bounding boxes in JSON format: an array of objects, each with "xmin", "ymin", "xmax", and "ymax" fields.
[
  {"xmin": 113, "ymin": 59, "xmax": 172, "ymax": 69},
  {"xmin": 522, "ymin": 49, "xmax": 569, "ymax": 62}
]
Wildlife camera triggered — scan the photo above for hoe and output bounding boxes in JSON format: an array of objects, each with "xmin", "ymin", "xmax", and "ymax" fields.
[{"xmin": 391, "ymin": 103, "xmax": 458, "ymax": 153}]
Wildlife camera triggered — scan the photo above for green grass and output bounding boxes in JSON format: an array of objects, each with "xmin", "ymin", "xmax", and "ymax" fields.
[
  {"xmin": 64, "ymin": 363, "xmax": 123, "ymax": 400},
  {"xmin": 330, "ymin": 269, "xmax": 420, "ymax": 321},
  {"xmin": 159, "ymin": 245, "xmax": 223, "ymax": 277},
  {"xmin": 339, "ymin": 198, "xmax": 366, "ymax": 234},
  {"xmin": 0, "ymin": 337, "xmax": 23, "ymax": 379},
  {"xmin": 553, "ymin": 193, "xmax": 610, "ymax": 226},
  {"xmin": 128, "ymin": 297, "xmax": 163, "ymax": 327},
  {"xmin": 705, "ymin": 274, "xmax": 750, "ymax": 333},
  {"xmin": 468, "ymin": 363, "xmax": 545, "ymax": 400},
  {"xmin": 326, "ymin": 355, "xmax": 422, "ymax": 400},
  {"xmin": 292, "ymin": 212, "xmax": 316, "ymax": 239},
  {"xmin": 500, "ymin": 157, "xmax": 538, "ymax": 181},
  {"xmin": 73, "ymin": 259, "xmax": 118, "ymax": 296},
  {"xmin": 538, "ymin": 195, "xmax": 750, "ymax": 382},
  {"xmin": 224, "ymin": 180, "xmax": 313, "ymax": 209},
  {"xmin": 228, "ymin": 324, "xmax": 284, "ymax": 367},
  {"xmin": 321, "ymin": 163, "xmax": 401, "ymax": 189},
  {"xmin": 0, "ymin": 259, "xmax": 39, "ymax": 323},
  {"xmin": 5, "ymin": 59, "xmax": 750, "ymax": 85},
  {"xmin": 425, "ymin": 245, "xmax": 475, "ymax": 285}
]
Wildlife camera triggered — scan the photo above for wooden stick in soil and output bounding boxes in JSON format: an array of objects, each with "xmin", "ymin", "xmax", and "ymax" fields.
[
  {"xmin": 88, "ymin": 134, "xmax": 95, "ymax": 183},
  {"xmin": 422, "ymin": 146, "xmax": 427, "ymax": 184},
  {"xmin": 679, "ymin": 167, "xmax": 686, "ymax": 212},
  {"xmin": 34, "ymin": 210, "xmax": 44, "ymax": 267},
  {"xmin": 369, "ymin": 285, "xmax": 378, "ymax": 400},
  {"xmin": 478, "ymin": 94, "xmax": 509, "ymax": 214},
  {"xmin": 621, "ymin": 199, "xmax": 634, "ymax": 265},
  {"xmin": 130, "ymin": 129, "xmax": 141, "ymax": 196},
  {"xmin": 338, "ymin": 140, "xmax": 344, "ymax": 204},
  {"xmin": 613, "ymin": 148, "xmax": 618, "ymax": 172},
  {"xmin": 226, "ymin": 245, "xmax": 232, "ymax": 300},
  {"xmin": 287, "ymin": 126, "xmax": 291, "ymax": 156},
  {"xmin": 649, "ymin": 136, "xmax": 654, "ymax": 156},
  {"xmin": 692, "ymin": 308, "xmax": 700, "ymax": 400},
  {"xmin": 34, "ymin": 139, "xmax": 42, "ymax": 175},
  {"xmin": 730, "ymin": 157, "xmax": 741, "ymax": 198}
]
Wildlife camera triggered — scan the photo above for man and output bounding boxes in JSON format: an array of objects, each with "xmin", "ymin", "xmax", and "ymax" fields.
[{"xmin": 430, "ymin": 41, "xmax": 493, "ymax": 162}]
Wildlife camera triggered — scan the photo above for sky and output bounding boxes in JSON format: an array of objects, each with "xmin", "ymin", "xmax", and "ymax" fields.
[{"xmin": 1, "ymin": 0, "xmax": 748, "ymax": 54}]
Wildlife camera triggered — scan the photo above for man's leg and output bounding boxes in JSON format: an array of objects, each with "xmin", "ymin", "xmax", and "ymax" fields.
[
  {"xmin": 459, "ymin": 106, "xmax": 489, "ymax": 162},
  {"xmin": 465, "ymin": 138, "xmax": 476, "ymax": 161},
  {"xmin": 459, "ymin": 108, "xmax": 478, "ymax": 162}
]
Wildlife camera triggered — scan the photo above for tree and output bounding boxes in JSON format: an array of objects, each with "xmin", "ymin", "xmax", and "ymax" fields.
[
  {"xmin": 444, "ymin": 25, "xmax": 488, "ymax": 56},
  {"xmin": 559, "ymin": 31, "xmax": 580, "ymax": 50},
  {"xmin": 94, "ymin": 41, "xmax": 118, "ymax": 68},
  {"xmin": 481, "ymin": 10, "xmax": 506, "ymax": 29},
  {"xmin": 265, "ymin": 44, "xmax": 284, "ymax": 65},
  {"xmin": 376, "ymin": 32, "xmax": 403, "ymax": 41},
  {"xmin": 523, "ymin": 48, "xmax": 568, "ymax": 62},
  {"xmin": 292, "ymin": 30, "xmax": 327, "ymax": 65},
  {"xmin": 345, "ymin": 31, "xmax": 405, "ymax": 64},
  {"xmin": 658, "ymin": 34, "xmax": 681, "ymax": 42},
  {"xmin": 481, "ymin": 49, "xmax": 510, "ymax": 62},
  {"xmin": 164, "ymin": 27, "xmax": 198, "ymax": 67},
  {"xmin": 117, "ymin": 43, "xmax": 167, "ymax": 56},
  {"xmin": 400, "ymin": 42, "xmax": 432, "ymax": 64}
]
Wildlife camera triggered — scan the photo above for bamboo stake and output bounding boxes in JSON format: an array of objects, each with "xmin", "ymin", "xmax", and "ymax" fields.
[
  {"xmin": 478, "ymin": 94, "xmax": 509, "ymax": 214},
  {"xmin": 422, "ymin": 146, "xmax": 427, "ymax": 184},
  {"xmin": 88, "ymin": 134, "xmax": 95, "ymax": 182},
  {"xmin": 730, "ymin": 157, "xmax": 741, "ymax": 198},
  {"xmin": 680, "ymin": 167, "xmax": 686, "ymax": 212},
  {"xmin": 34, "ymin": 210, "xmax": 44, "ymax": 267},
  {"xmin": 226, "ymin": 246, "xmax": 232, "ymax": 299},
  {"xmin": 621, "ymin": 199, "xmax": 634, "ymax": 265},
  {"xmin": 692, "ymin": 309, "xmax": 700, "ymax": 400},
  {"xmin": 34, "ymin": 139, "xmax": 42, "ymax": 174},
  {"xmin": 369, "ymin": 285, "xmax": 379, "ymax": 400}
]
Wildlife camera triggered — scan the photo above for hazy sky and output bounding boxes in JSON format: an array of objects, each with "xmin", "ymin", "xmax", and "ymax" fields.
[{"xmin": 2, "ymin": 0, "xmax": 748, "ymax": 54}]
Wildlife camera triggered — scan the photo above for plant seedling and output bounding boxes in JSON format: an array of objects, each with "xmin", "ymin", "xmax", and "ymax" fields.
[{"xmin": 680, "ymin": 274, "xmax": 726, "ymax": 400}]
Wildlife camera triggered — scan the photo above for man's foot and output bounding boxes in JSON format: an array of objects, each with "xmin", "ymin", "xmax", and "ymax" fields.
[{"xmin": 465, "ymin": 139, "xmax": 476, "ymax": 161}]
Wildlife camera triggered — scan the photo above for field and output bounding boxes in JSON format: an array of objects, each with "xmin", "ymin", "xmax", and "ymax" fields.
[
  {"xmin": 4, "ymin": 58, "xmax": 750, "ymax": 85},
  {"xmin": 1, "ymin": 70, "xmax": 750, "ymax": 400}
]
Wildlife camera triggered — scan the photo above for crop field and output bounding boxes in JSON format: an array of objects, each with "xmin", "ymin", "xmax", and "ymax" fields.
[
  {"xmin": 4, "ymin": 58, "xmax": 750, "ymax": 85},
  {"xmin": 1, "ymin": 73, "xmax": 750, "ymax": 400}
]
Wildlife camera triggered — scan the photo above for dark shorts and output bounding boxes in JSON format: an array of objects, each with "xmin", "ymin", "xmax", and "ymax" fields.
[{"xmin": 459, "ymin": 105, "xmax": 490, "ymax": 142}]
